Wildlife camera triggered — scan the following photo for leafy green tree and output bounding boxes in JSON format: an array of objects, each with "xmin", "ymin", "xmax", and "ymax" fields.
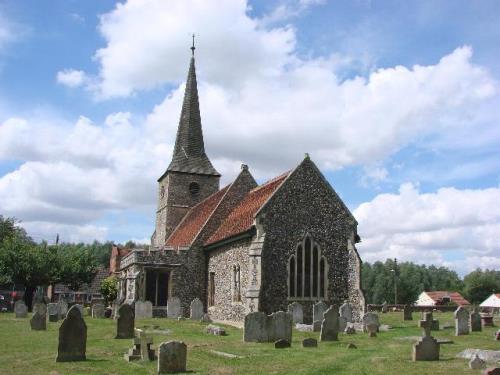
[
  {"xmin": 55, "ymin": 244, "xmax": 99, "ymax": 291},
  {"xmin": 100, "ymin": 275, "xmax": 118, "ymax": 305},
  {"xmin": 463, "ymin": 269, "xmax": 500, "ymax": 304}
]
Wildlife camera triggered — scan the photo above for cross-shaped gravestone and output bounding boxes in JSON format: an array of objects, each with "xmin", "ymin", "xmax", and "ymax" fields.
[{"xmin": 419, "ymin": 312, "xmax": 434, "ymax": 338}]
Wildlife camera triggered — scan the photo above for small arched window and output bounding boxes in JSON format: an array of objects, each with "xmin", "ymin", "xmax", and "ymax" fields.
[
  {"xmin": 288, "ymin": 235, "xmax": 328, "ymax": 300},
  {"xmin": 232, "ymin": 265, "xmax": 241, "ymax": 302}
]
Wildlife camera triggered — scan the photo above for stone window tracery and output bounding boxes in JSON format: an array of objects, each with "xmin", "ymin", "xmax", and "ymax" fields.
[
  {"xmin": 288, "ymin": 234, "xmax": 328, "ymax": 300},
  {"xmin": 232, "ymin": 264, "xmax": 241, "ymax": 302}
]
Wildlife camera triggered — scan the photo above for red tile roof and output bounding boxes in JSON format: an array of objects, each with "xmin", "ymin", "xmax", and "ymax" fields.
[
  {"xmin": 205, "ymin": 172, "xmax": 290, "ymax": 246},
  {"xmin": 166, "ymin": 185, "xmax": 230, "ymax": 247},
  {"xmin": 425, "ymin": 291, "xmax": 470, "ymax": 306}
]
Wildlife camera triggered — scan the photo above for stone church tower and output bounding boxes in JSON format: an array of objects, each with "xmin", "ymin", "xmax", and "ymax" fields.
[{"xmin": 152, "ymin": 49, "xmax": 220, "ymax": 247}]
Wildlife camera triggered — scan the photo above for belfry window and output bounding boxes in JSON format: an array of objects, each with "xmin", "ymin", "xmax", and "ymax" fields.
[
  {"xmin": 288, "ymin": 235, "xmax": 328, "ymax": 300},
  {"xmin": 232, "ymin": 265, "xmax": 241, "ymax": 302},
  {"xmin": 189, "ymin": 182, "xmax": 200, "ymax": 197}
]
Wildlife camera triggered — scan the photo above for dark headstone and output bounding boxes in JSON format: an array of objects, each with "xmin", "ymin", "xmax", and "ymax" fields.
[
  {"xmin": 302, "ymin": 338, "xmax": 317, "ymax": 348},
  {"xmin": 14, "ymin": 300, "xmax": 28, "ymax": 318},
  {"xmin": 346, "ymin": 343, "xmax": 357, "ymax": 349},
  {"xmin": 30, "ymin": 311, "xmax": 46, "ymax": 331},
  {"xmin": 116, "ymin": 304, "xmax": 135, "ymax": 339},
  {"xmin": 274, "ymin": 339, "xmax": 291, "ymax": 348},
  {"xmin": 56, "ymin": 305, "xmax": 86, "ymax": 362},
  {"xmin": 413, "ymin": 312, "xmax": 440, "ymax": 361},
  {"xmin": 244, "ymin": 312, "xmax": 267, "ymax": 342},
  {"xmin": 48, "ymin": 303, "xmax": 59, "ymax": 322},
  {"xmin": 403, "ymin": 304, "xmax": 413, "ymax": 320},
  {"xmin": 470, "ymin": 310, "xmax": 482, "ymax": 332},
  {"xmin": 158, "ymin": 341, "xmax": 187, "ymax": 374},
  {"xmin": 320, "ymin": 306, "xmax": 339, "ymax": 341}
]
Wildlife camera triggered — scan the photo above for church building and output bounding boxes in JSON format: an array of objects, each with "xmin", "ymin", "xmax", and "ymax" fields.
[{"xmin": 117, "ymin": 46, "xmax": 365, "ymax": 323}]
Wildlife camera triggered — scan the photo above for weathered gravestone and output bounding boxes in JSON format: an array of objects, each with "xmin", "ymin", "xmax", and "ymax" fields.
[
  {"xmin": 48, "ymin": 303, "xmax": 59, "ymax": 322},
  {"xmin": 287, "ymin": 302, "xmax": 303, "ymax": 324},
  {"xmin": 470, "ymin": 309, "xmax": 482, "ymax": 332},
  {"xmin": 362, "ymin": 312, "xmax": 380, "ymax": 332},
  {"xmin": 267, "ymin": 311, "xmax": 292, "ymax": 343},
  {"xmin": 313, "ymin": 301, "xmax": 328, "ymax": 324},
  {"xmin": 116, "ymin": 304, "xmax": 135, "ymax": 339},
  {"xmin": 381, "ymin": 301, "xmax": 388, "ymax": 313},
  {"xmin": 124, "ymin": 334, "xmax": 155, "ymax": 362},
  {"xmin": 413, "ymin": 312, "xmax": 440, "ymax": 361},
  {"xmin": 14, "ymin": 300, "xmax": 28, "ymax": 318},
  {"xmin": 274, "ymin": 339, "xmax": 291, "ymax": 348},
  {"xmin": 455, "ymin": 306, "xmax": 470, "ymax": 336},
  {"xmin": 167, "ymin": 297, "xmax": 181, "ymax": 319},
  {"xmin": 320, "ymin": 306, "xmax": 339, "ymax": 341},
  {"xmin": 135, "ymin": 301, "xmax": 153, "ymax": 319},
  {"xmin": 57, "ymin": 300, "xmax": 68, "ymax": 319},
  {"xmin": 33, "ymin": 302, "xmax": 47, "ymax": 316},
  {"xmin": 366, "ymin": 323, "xmax": 378, "ymax": 337},
  {"xmin": 469, "ymin": 354, "xmax": 486, "ymax": 370},
  {"xmin": 339, "ymin": 302, "xmax": 353, "ymax": 323},
  {"xmin": 30, "ymin": 311, "xmax": 46, "ymax": 331},
  {"xmin": 302, "ymin": 338, "xmax": 318, "ymax": 347},
  {"xmin": 190, "ymin": 298, "xmax": 203, "ymax": 320},
  {"xmin": 158, "ymin": 341, "xmax": 187, "ymax": 374},
  {"xmin": 92, "ymin": 303, "xmax": 105, "ymax": 318},
  {"xmin": 56, "ymin": 305, "xmax": 86, "ymax": 362},
  {"xmin": 74, "ymin": 304, "xmax": 84, "ymax": 316},
  {"xmin": 244, "ymin": 312, "xmax": 267, "ymax": 342},
  {"xmin": 200, "ymin": 313, "xmax": 212, "ymax": 323},
  {"xmin": 206, "ymin": 325, "xmax": 226, "ymax": 336},
  {"xmin": 403, "ymin": 304, "xmax": 413, "ymax": 320}
]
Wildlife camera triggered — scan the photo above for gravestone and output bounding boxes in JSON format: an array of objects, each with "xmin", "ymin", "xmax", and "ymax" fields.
[
  {"xmin": 302, "ymin": 338, "xmax": 318, "ymax": 347},
  {"xmin": 312, "ymin": 320, "xmax": 322, "ymax": 332},
  {"xmin": 381, "ymin": 301, "xmax": 388, "ymax": 313},
  {"xmin": 135, "ymin": 301, "xmax": 153, "ymax": 319},
  {"xmin": 274, "ymin": 339, "xmax": 291, "ymax": 348},
  {"xmin": 56, "ymin": 305, "xmax": 87, "ymax": 362},
  {"xmin": 469, "ymin": 354, "xmax": 486, "ymax": 370},
  {"xmin": 74, "ymin": 304, "xmax": 84, "ymax": 316},
  {"xmin": 200, "ymin": 313, "xmax": 212, "ymax": 323},
  {"xmin": 57, "ymin": 300, "xmax": 68, "ymax": 319},
  {"xmin": 267, "ymin": 311, "xmax": 292, "ymax": 343},
  {"xmin": 362, "ymin": 312, "xmax": 379, "ymax": 332},
  {"xmin": 48, "ymin": 303, "xmax": 59, "ymax": 322},
  {"xmin": 470, "ymin": 309, "xmax": 482, "ymax": 332},
  {"xmin": 14, "ymin": 300, "xmax": 27, "ymax": 318},
  {"xmin": 339, "ymin": 302, "xmax": 353, "ymax": 323},
  {"xmin": 287, "ymin": 302, "xmax": 303, "ymax": 324},
  {"xmin": 413, "ymin": 312, "xmax": 440, "ymax": 361},
  {"xmin": 338, "ymin": 316, "xmax": 347, "ymax": 333},
  {"xmin": 158, "ymin": 341, "xmax": 187, "ymax": 374},
  {"xmin": 366, "ymin": 323, "xmax": 378, "ymax": 337},
  {"xmin": 124, "ymin": 335, "xmax": 155, "ymax": 362},
  {"xmin": 30, "ymin": 311, "xmax": 46, "ymax": 331},
  {"xmin": 206, "ymin": 325, "xmax": 226, "ymax": 336},
  {"xmin": 454, "ymin": 306, "xmax": 470, "ymax": 336},
  {"xmin": 190, "ymin": 298, "xmax": 203, "ymax": 320},
  {"xmin": 92, "ymin": 303, "xmax": 105, "ymax": 318},
  {"xmin": 320, "ymin": 306, "xmax": 339, "ymax": 342},
  {"xmin": 313, "ymin": 301, "xmax": 328, "ymax": 325},
  {"xmin": 244, "ymin": 312, "xmax": 267, "ymax": 342},
  {"xmin": 167, "ymin": 297, "xmax": 181, "ymax": 319},
  {"xmin": 403, "ymin": 304, "xmax": 413, "ymax": 320},
  {"xmin": 116, "ymin": 304, "xmax": 135, "ymax": 339},
  {"xmin": 33, "ymin": 302, "xmax": 47, "ymax": 316},
  {"xmin": 344, "ymin": 324, "xmax": 356, "ymax": 334}
]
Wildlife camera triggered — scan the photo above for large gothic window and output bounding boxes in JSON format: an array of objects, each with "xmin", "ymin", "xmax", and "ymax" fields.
[{"xmin": 288, "ymin": 235, "xmax": 328, "ymax": 300}]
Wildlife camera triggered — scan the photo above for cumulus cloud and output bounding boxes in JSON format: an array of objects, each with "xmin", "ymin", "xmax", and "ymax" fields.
[
  {"xmin": 354, "ymin": 183, "xmax": 500, "ymax": 274},
  {"xmin": 56, "ymin": 69, "xmax": 87, "ymax": 88}
]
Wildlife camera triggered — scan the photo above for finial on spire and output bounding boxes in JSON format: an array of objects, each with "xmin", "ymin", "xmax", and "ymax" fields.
[{"xmin": 191, "ymin": 33, "xmax": 195, "ymax": 56}]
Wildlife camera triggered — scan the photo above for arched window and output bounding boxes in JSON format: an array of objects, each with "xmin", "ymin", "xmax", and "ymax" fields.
[
  {"xmin": 288, "ymin": 235, "xmax": 328, "ymax": 300},
  {"xmin": 232, "ymin": 264, "xmax": 241, "ymax": 302}
]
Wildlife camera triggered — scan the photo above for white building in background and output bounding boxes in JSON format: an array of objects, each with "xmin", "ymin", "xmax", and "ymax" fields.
[
  {"xmin": 415, "ymin": 291, "xmax": 470, "ymax": 306},
  {"xmin": 480, "ymin": 293, "xmax": 500, "ymax": 312}
]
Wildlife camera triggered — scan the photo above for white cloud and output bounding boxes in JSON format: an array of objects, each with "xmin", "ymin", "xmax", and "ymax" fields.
[
  {"xmin": 354, "ymin": 183, "xmax": 500, "ymax": 274},
  {"xmin": 56, "ymin": 69, "xmax": 87, "ymax": 88}
]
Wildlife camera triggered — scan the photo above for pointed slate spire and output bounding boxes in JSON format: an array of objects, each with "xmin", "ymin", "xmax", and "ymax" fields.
[{"xmin": 164, "ymin": 44, "xmax": 220, "ymax": 178}]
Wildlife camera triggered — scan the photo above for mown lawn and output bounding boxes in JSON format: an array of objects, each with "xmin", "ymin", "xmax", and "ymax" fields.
[{"xmin": 0, "ymin": 311, "xmax": 497, "ymax": 375}]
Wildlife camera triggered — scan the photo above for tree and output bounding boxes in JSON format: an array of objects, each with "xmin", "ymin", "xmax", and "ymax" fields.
[
  {"xmin": 100, "ymin": 275, "xmax": 118, "ymax": 306},
  {"xmin": 55, "ymin": 244, "xmax": 99, "ymax": 291},
  {"xmin": 463, "ymin": 269, "xmax": 500, "ymax": 304}
]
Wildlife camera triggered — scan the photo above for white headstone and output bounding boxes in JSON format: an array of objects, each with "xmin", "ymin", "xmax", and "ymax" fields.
[
  {"xmin": 313, "ymin": 301, "xmax": 328, "ymax": 324},
  {"xmin": 14, "ymin": 300, "xmax": 28, "ymax": 318},
  {"xmin": 135, "ymin": 301, "xmax": 153, "ymax": 319},
  {"xmin": 362, "ymin": 312, "xmax": 380, "ymax": 332},
  {"xmin": 167, "ymin": 297, "xmax": 181, "ymax": 319},
  {"xmin": 454, "ymin": 306, "xmax": 470, "ymax": 336},
  {"xmin": 190, "ymin": 298, "xmax": 203, "ymax": 320},
  {"xmin": 339, "ymin": 302, "xmax": 353, "ymax": 323}
]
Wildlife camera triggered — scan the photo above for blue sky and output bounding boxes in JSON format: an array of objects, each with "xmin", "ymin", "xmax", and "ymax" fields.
[{"xmin": 0, "ymin": 0, "xmax": 499, "ymax": 275}]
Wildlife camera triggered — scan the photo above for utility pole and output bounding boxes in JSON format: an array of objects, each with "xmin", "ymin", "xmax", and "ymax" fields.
[{"xmin": 392, "ymin": 258, "xmax": 398, "ymax": 305}]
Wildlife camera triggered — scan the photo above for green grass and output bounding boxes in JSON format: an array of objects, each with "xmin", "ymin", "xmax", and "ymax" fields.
[{"xmin": 0, "ymin": 311, "xmax": 497, "ymax": 375}]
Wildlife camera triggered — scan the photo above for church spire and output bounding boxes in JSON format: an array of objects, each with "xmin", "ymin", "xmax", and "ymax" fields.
[{"xmin": 165, "ymin": 40, "xmax": 220, "ymax": 177}]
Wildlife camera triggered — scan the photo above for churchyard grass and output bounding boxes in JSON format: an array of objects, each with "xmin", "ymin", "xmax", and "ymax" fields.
[{"xmin": 0, "ymin": 311, "xmax": 497, "ymax": 375}]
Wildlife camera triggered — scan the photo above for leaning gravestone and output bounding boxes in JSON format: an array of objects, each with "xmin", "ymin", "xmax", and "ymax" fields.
[
  {"xmin": 30, "ymin": 311, "xmax": 47, "ymax": 331},
  {"xmin": 14, "ymin": 300, "xmax": 28, "ymax": 318},
  {"xmin": 470, "ymin": 309, "xmax": 482, "ymax": 332},
  {"xmin": 167, "ymin": 297, "xmax": 181, "ymax": 319},
  {"xmin": 267, "ymin": 311, "xmax": 292, "ymax": 343},
  {"xmin": 135, "ymin": 301, "xmax": 153, "ymax": 319},
  {"xmin": 56, "ymin": 305, "xmax": 87, "ymax": 362},
  {"xmin": 57, "ymin": 300, "xmax": 68, "ymax": 319},
  {"xmin": 33, "ymin": 302, "xmax": 47, "ymax": 316},
  {"xmin": 158, "ymin": 341, "xmax": 187, "ymax": 374},
  {"xmin": 190, "ymin": 298, "xmax": 203, "ymax": 320},
  {"xmin": 48, "ymin": 303, "xmax": 59, "ymax": 322},
  {"xmin": 381, "ymin": 301, "xmax": 388, "ymax": 313},
  {"xmin": 116, "ymin": 304, "xmax": 135, "ymax": 339},
  {"xmin": 320, "ymin": 306, "xmax": 339, "ymax": 341},
  {"xmin": 362, "ymin": 312, "xmax": 380, "ymax": 332},
  {"xmin": 403, "ymin": 304, "xmax": 413, "ymax": 320},
  {"xmin": 313, "ymin": 301, "xmax": 328, "ymax": 324},
  {"xmin": 244, "ymin": 312, "xmax": 267, "ymax": 342},
  {"xmin": 454, "ymin": 306, "xmax": 470, "ymax": 336},
  {"xmin": 339, "ymin": 302, "xmax": 353, "ymax": 323},
  {"xmin": 92, "ymin": 303, "xmax": 105, "ymax": 319},
  {"xmin": 287, "ymin": 302, "xmax": 303, "ymax": 324},
  {"xmin": 413, "ymin": 312, "xmax": 440, "ymax": 361}
]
